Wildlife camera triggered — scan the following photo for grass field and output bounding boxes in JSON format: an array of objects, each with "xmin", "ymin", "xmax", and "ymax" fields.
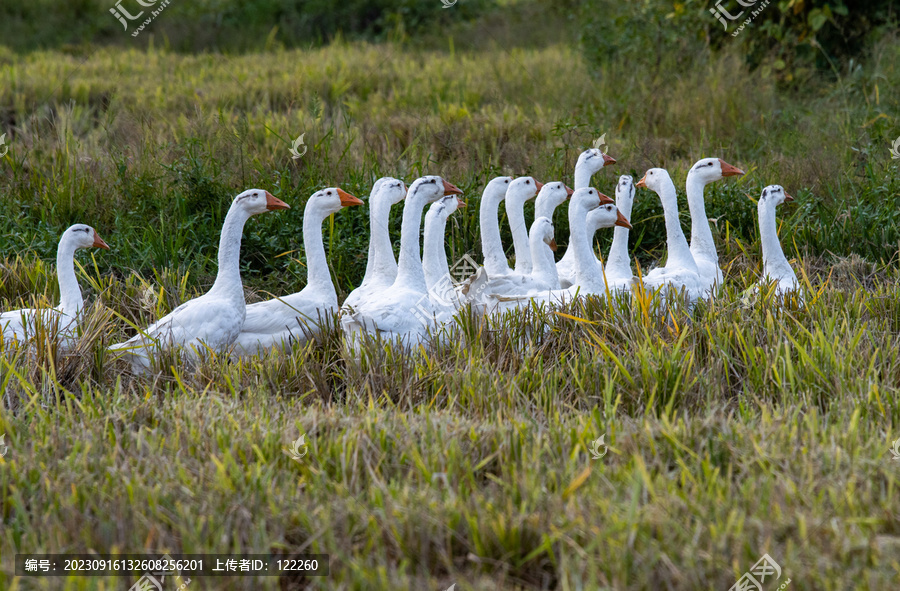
[{"xmin": 2, "ymin": 7, "xmax": 900, "ymax": 590}]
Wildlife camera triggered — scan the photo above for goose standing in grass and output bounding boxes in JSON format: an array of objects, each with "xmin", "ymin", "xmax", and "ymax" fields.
[
  {"xmin": 602, "ymin": 175, "xmax": 637, "ymax": 289},
  {"xmin": 636, "ymin": 169, "xmax": 705, "ymax": 302},
  {"xmin": 110, "ymin": 189, "xmax": 289, "ymax": 371},
  {"xmin": 505, "ymin": 176, "xmax": 543, "ymax": 274},
  {"xmin": 232, "ymin": 187, "xmax": 363, "ymax": 356},
  {"xmin": 422, "ymin": 193, "xmax": 466, "ymax": 315},
  {"xmin": 341, "ymin": 176, "xmax": 463, "ymax": 349},
  {"xmin": 685, "ymin": 158, "xmax": 745, "ymax": 294},
  {"xmin": 0, "ymin": 224, "xmax": 109, "ymax": 348},
  {"xmin": 341, "ymin": 178, "xmax": 407, "ymax": 313},
  {"xmin": 756, "ymin": 185, "xmax": 800, "ymax": 294},
  {"xmin": 478, "ymin": 176, "xmax": 514, "ymax": 276},
  {"xmin": 557, "ymin": 148, "xmax": 617, "ymax": 286}
]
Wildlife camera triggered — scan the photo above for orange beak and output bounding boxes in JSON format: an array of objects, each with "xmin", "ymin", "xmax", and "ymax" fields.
[
  {"xmin": 548, "ymin": 239, "xmax": 558, "ymax": 252},
  {"xmin": 533, "ymin": 180, "xmax": 545, "ymax": 192},
  {"xmin": 603, "ymin": 153, "xmax": 617, "ymax": 165},
  {"xmin": 457, "ymin": 198, "xmax": 466, "ymax": 208},
  {"xmin": 265, "ymin": 191, "xmax": 291, "ymax": 211},
  {"xmin": 635, "ymin": 175, "xmax": 648, "ymax": 189},
  {"xmin": 443, "ymin": 179, "xmax": 463, "ymax": 196},
  {"xmin": 784, "ymin": 192, "xmax": 794, "ymax": 202},
  {"xmin": 92, "ymin": 230, "xmax": 110, "ymax": 250},
  {"xmin": 337, "ymin": 188, "xmax": 363, "ymax": 207},
  {"xmin": 598, "ymin": 192, "xmax": 615, "ymax": 205},
  {"xmin": 718, "ymin": 159, "xmax": 745, "ymax": 177},
  {"xmin": 615, "ymin": 210, "xmax": 632, "ymax": 229},
  {"xmin": 565, "ymin": 185, "xmax": 574, "ymax": 197}
]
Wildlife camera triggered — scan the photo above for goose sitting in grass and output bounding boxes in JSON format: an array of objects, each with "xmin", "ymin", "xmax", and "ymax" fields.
[
  {"xmin": 110, "ymin": 189, "xmax": 289, "ymax": 372},
  {"xmin": 0, "ymin": 224, "xmax": 109, "ymax": 348},
  {"xmin": 756, "ymin": 185, "xmax": 800, "ymax": 295},
  {"xmin": 232, "ymin": 187, "xmax": 363, "ymax": 356}
]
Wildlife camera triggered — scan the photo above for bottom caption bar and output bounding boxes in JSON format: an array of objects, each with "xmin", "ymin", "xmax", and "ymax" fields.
[{"xmin": 15, "ymin": 554, "xmax": 329, "ymax": 577}]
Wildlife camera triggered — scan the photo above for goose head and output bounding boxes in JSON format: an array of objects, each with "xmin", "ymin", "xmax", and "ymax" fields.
[
  {"xmin": 536, "ymin": 181, "xmax": 573, "ymax": 209},
  {"xmin": 570, "ymin": 187, "xmax": 613, "ymax": 214},
  {"xmin": 374, "ymin": 177, "xmax": 408, "ymax": 206},
  {"xmin": 408, "ymin": 175, "xmax": 463, "ymax": 206},
  {"xmin": 234, "ymin": 188, "xmax": 290, "ymax": 215},
  {"xmin": 634, "ymin": 168, "xmax": 674, "ymax": 193},
  {"xmin": 64, "ymin": 224, "xmax": 110, "ymax": 250},
  {"xmin": 616, "ymin": 175, "xmax": 636, "ymax": 206},
  {"xmin": 688, "ymin": 157, "xmax": 745, "ymax": 184},
  {"xmin": 530, "ymin": 216, "xmax": 557, "ymax": 252},
  {"xmin": 481, "ymin": 176, "xmax": 514, "ymax": 205},
  {"xmin": 429, "ymin": 193, "xmax": 466, "ymax": 221},
  {"xmin": 506, "ymin": 176, "xmax": 543, "ymax": 204},
  {"xmin": 759, "ymin": 185, "xmax": 793, "ymax": 209},
  {"xmin": 308, "ymin": 187, "xmax": 363, "ymax": 217},
  {"xmin": 588, "ymin": 202, "xmax": 632, "ymax": 232},
  {"xmin": 576, "ymin": 148, "xmax": 617, "ymax": 176}
]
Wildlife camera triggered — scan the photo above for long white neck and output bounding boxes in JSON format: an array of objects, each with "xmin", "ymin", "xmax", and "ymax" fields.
[
  {"xmin": 506, "ymin": 199, "xmax": 532, "ymax": 274},
  {"xmin": 569, "ymin": 207, "xmax": 604, "ymax": 292},
  {"xmin": 361, "ymin": 196, "xmax": 397, "ymax": 287},
  {"xmin": 686, "ymin": 173, "xmax": 718, "ymax": 261},
  {"xmin": 657, "ymin": 180, "xmax": 699, "ymax": 273},
  {"xmin": 208, "ymin": 204, "xmax": 252, "ymax": 300},
  {"xmin": 56, "ymin": 236, "xmax": 84, "ymax": 318},
  {"xmin": 423, "ymin": 210, "xmax": 450, "ymax": 290},
  {"xmin": 303, "ymin": 205, "xmax": 336, "ymax": 295},
  {"xmin": 480, "ymin": 194, "xmax": 509, "ymax": 275},
  {"xmin": 530, "ymin": 236, "xmax": 559, "ymax": 288},
  {"xmin": 535, "ymin": 196, "xmax": 560, "ymax": 221},
  {"xmin": 396, "ymin": 197, "xmax": 429, "ymax": 292},
  {"xmin": 574, "ymin": 164, "xmax": 595, "ymax": 190},
  {"xmin": 759, "ymin": 204, "xmax": 793, "ymax": 279},
  {"xmin": 606, "ymin": 195, "xmax": 633, "ymax": 275}
]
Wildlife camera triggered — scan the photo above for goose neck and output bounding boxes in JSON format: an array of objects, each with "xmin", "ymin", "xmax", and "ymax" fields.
[
  {"xmin": 568, "ymin": 206, "xmax": 604, "ymax": 291},
  {"xmin": 686, "ymin": 173, "xmax": 718, "ymax": 259},
  {"xmin": 303, "ymin": 205, "xmax": 336, "ymax": 292},
  {"xmin": 363, "ymin": 197, "xmax": 397, "ymax": 285},
  {"xmin": 480, "ymin": 193, "xmax": 509, "ymax": 275},
  {"xmin": 759, "ymin": 204, "xmax": 792, "ymax": 276},
  {"xmin": 530, "ymin": 236, "xmax": 559, "ymax": 288},
  {"xmin": 396, "ymin": 197, "xmax": 428, "ymax": 291},
  {"xmin": 657, "ymin": 181, "xmax": 697, "ymax": 271},
  {"xmin": 607, "ymin": 196, "xmax": 633, "ymax": 271},
  {"xmin": 209, "ymin": 204, "xmax": 252, "ymax": 299},
  {"xmin": 506, "ymin": 199, "xmax": 532, "ymax": 274},
  {"xmin": 423, "ymin": 211, "xmax": 450, "ymax": 290},
  {"xmin": 56, "ymin": 236, "xmax": 84, "ymax": 318}
]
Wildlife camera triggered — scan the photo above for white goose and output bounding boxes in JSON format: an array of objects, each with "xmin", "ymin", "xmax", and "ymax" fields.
[
  {"xmin": 423, "ymin": 193, "xmax": 466, "ymax": 314},
  {"xmin": 505, "ymin": 176, "xmax": 543, "ymax": 274},
  {"xmin": 478, "ymin": 176, "xmax": 514, "ymax": 277},
  {"xmin": 110, "ymin": 189, "xmax": 289, "ymax": 371},
  {"xmin": 685, "ymin": 157, "xmax": 744, "ymax": 293},
  {"xmin": 342, "ymin": 178, "xmax": 407, "ymax": 313},
  {"xmin": 756, "ymin": 185, "xmax": 799, "ymax": 294},
  {"xmin": 636, "ymin": 169, "xmax": 705, "ymax": 301},
  {"xmin": 556, "ymin": 189, "xmax": 616, "ymax": 287},
  {"xmin": 341, "ymin": 176, "xmax": 463, "ymax": 349},
  {"xmin": 232, "ymin": 187, "xmax": 363, "ymax": 356},
  {"xmin": 0, "ymin": 224, "xmax": 109, "ymax": 347},
  {"xmin": 557, "ymin": 147, "xmax": 617, "ymax": 285},
  {"xmin": 602, "ymin": 175, "xmax": 637, "ymax": 288}
]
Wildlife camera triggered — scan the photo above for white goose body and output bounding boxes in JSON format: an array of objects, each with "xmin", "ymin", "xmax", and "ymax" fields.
[
  {"xmin": 232, "ymin": 188, "xmax": 363, "ymax": 356},
  {"xmin": 340, "ymin": 176, "xmax": 463, "ymax": 349},
  {"xmin": 757, "ymin": 185, "xmax": 799, "ymax": 294},
  {"xmin": 558, "ymin": 148, "xmax": 616, "ymax": 286},
  {"xmin": 685, "ymin": 158, "xmax": 745, "ymax": 294},
  {"xmin": 0, "ymin": 224, "xmax": 109, "ymax": 347},
  {"xmin": 636, "ymin": 169, "xmax": 705, "ymax": 301},
  {"xmin": 342, "ymin": 178, "xmax": 407, "ymax": 312},
  {"xmin": 110, "ymin": 189, "xmax": 289, "ymax": 371}
]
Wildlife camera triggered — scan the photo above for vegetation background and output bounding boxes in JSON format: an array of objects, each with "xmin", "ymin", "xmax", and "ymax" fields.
[{"xmin": 1, "ymin": 0, "xmax": 899, "ymax": 589}]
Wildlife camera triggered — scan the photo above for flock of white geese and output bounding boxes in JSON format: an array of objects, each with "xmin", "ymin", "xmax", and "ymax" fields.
[{"xmin": 0, "ymin": 148, "xmax": 799, "ymax": 371}]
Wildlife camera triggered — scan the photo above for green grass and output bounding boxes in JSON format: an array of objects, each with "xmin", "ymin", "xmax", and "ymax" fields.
[{"xmin": 1, "ymin": 23, "xmax": 900, "ymax": 591}]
